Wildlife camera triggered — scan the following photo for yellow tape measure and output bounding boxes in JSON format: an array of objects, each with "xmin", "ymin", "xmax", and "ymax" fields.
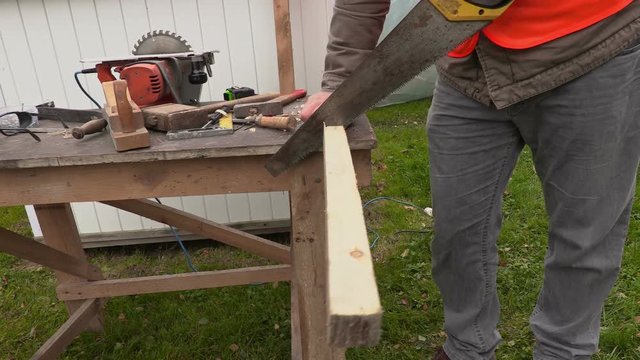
[{"xmin": 430, "ymin": 0, "xmax": 513, "ymax": 21}]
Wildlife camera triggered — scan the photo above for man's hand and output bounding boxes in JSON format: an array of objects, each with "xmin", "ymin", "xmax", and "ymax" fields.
[{"xmin": 300, "ymin": 91, "xmax": 332, "ymax": 122}]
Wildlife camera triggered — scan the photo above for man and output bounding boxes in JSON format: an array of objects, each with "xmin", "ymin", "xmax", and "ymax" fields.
[{"xmin": 301, "ymin": 1, "xmax": 640, "ymax": 359}]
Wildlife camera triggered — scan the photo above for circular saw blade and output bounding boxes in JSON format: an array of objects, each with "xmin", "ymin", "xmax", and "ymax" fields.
[{"xmin": 132, "ymin": 30, "xmax": 192, "ymax": 55}]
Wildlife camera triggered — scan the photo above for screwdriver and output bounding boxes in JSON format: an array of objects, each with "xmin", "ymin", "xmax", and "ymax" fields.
[{"xmin": 201, "ymin": 106, "xmax": 230, "ymax": 129}]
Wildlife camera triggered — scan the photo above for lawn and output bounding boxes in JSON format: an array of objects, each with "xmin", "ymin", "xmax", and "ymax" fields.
[{"xmin": 1, "ymin": 99, "xmax": 639, "ymax": 359}]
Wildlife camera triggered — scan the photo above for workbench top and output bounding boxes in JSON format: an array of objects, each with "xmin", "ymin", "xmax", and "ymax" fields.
[{"xmin": 0, "ymin": 112, "xmax": 376, "ymax": 170}]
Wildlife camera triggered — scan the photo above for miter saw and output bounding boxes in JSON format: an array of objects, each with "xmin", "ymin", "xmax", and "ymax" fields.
[{"xmin": 80, "ymin": 30, "xmax": 217, "ymax": 107}]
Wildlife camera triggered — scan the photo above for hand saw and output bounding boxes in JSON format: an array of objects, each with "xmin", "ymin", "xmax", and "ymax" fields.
[{"xmin": 265, "ymin": 0, "xmax": 513, "ymax": 176}]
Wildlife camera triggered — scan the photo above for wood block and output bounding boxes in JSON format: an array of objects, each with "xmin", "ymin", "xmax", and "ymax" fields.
[
  {"xmin": 141, "ymin": 93, "xmax": 281, "ymax": 131},
  {"xmin": 102, "ymin": 80, "xmax": 150, "ymax": 151},
  {"xmin": 110, "ymin": 127, "xmax": 150, "ymax": 152},
  {"xmin": 323, "ymin": 125, "xmax": 382, "ymax": 347},
  {"xmin": 142, "ymin": 103, "xmax": 208, "ymax": 131}
]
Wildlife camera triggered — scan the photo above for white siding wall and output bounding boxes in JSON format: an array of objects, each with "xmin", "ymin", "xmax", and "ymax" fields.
[{"xmin": 0, "ymin": 0, "xmax": 336, "ymax": 238}]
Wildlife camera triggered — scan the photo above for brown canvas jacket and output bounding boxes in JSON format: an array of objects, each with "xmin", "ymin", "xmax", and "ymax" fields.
[{"xmin": 322, "ymin": 0, "xmax": 640, "ymax": 109}]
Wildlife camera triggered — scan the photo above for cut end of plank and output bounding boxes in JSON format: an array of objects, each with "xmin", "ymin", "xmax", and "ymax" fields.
[{"xmin": 329, "ymin": 312, "xmax": 382, "ymax": 347}]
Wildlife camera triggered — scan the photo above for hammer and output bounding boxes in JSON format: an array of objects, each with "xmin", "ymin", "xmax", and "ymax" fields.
[
  {"xmin": 141, "ymin": 93, "xmax": 281, "ymax": 132},
  {"xmin": 233, "ymin": 89, "xmax": 307, "ymax": 118}
]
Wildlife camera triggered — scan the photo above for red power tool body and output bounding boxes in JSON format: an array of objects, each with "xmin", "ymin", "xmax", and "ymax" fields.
[
  {"xmin": 84, "ymin": 30, "xmax": 216, "ymax": 108},
  {"xmin": 96, "ymin": 61, "xmax": 174, "ymax": 107}
]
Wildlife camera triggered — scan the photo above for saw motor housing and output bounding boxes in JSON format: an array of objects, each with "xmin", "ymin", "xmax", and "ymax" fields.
[
  {"xmin": 119, "ymin": 63, "xmax": 167, "ymax": 106},
  {"xmin": 89, "ymin": 30, "xmax": 215, "ymax": 108},
  {"xmin": 95, "ymin": 56, "xmax": 210, "ymax": 108}
]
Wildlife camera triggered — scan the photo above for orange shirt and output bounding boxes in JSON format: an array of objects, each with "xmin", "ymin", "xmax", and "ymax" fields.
[{"xmin": 449, "ymin": 0, "xmax": 633, "ymax": 58}]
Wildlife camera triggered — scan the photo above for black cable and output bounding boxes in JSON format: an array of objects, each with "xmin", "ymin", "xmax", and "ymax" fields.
[
  {"xmin": 0, "ymin": 128, "xmax": 42, "ymax": 142},
  {"xmin": 0, "ymin": 111, "xmax": 43, "ymax": 141},
  {"xmin": 74, "ymin": 70, "xmax": 102, "ymax": 109},
  {"xmin": 363, "ymin": 196, "xmax": 432, "ymax": 249}
]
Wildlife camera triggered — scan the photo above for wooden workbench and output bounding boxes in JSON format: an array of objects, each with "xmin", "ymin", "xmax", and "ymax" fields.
[{"xmin": 0, "ymin": 109, "xmax": 376, "ymax": 359}]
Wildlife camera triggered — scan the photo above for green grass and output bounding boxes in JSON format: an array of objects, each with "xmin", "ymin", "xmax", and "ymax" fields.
[{"xmin": 1, "ymin": 99, "xmax": 639, "ymax": 359}]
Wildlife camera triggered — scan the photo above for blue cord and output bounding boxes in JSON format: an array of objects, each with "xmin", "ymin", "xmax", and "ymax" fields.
[
  {"xmin": 368, "ymin": 228, "xmax": 381, "ymax": 249},
  {"xmin": 154, "ymin": 198, "xmax": 198, "ymax": 272}
]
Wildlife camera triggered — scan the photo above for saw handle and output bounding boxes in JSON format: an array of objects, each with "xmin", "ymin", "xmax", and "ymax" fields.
[{"xmin": 71, "ymin": 118, "xmax": 108, "ymax": 139}]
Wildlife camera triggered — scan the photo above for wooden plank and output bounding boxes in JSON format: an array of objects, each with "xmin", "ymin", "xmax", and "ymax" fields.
[
  {"xmin": 102, "ymin": 199, "xmax": 291, "ymax": 264},
  {"xmin": 0, "ymin": 156, "xmax": 286, "ymax": 206},
  {"xmin": 323, "ymin": 126, "xmax": 381, "ymax": 347},
  {"xmin": 31, "ymin": 299, "xmax": 99, "ymax": 360},
  {"xmin": 57, "ymin": 265, "xmax": 291, "ymax": 300},
  {"xmin": 34, "ymin": 204, "xmax": 104, "ymax": 332},
  {"xmin": 289, "ymin": 153, "xmax": 345, "ymax": 359},
  {"xmin": 74, "ymin": 219, "xmax": 291, "ymax": 249},
  {"xmin": 0, "ymin": 227, "xmax": 102, "ymax": 280},
  {"xmin": 273, "ymin": 0, "xmax": 295, "ymax": 93},
  {"xmin": 0, "ymin": 150, "xmax": 372, "ymax": 207},
  {"xmin": 291, "ymin": 282, "xmax": 303, "ymax": 360},
  {"xmin": 151, "ymin": 197, "xmax": 181, "ymax": 229},
  {"xmin": 0, "ymin": 111, "xmax": 376, "ymax": 169}
]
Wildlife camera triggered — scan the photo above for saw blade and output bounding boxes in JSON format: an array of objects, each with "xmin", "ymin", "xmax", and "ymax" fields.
[
  {"xmin": 265, "ymin": 0, "xmax": 488, "ymax": 176},
  {"xmin": 132, "ymin": 30, "xmax": 192, "ymax": 55}
]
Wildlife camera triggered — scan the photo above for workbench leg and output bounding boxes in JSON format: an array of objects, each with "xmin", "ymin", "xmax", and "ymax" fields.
[
  {"xmin": 34, "ymin": 204, "xmax": 104, "ymax": 333},
  {"xmin": 289, "ymin": 154, "xmax": 345, "ymax": 360}
]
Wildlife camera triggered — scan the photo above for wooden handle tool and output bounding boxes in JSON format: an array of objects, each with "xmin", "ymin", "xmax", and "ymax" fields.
[
  {"xmin": 71, "ymin": 118, "xmax": 108, "ymax": 139},
  {"xmin": 250, "ymin": 115, "xmax": 298, "ymax": 131}
]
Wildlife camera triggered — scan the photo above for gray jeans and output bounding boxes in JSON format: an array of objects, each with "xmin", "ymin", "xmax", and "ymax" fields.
[{"xmin": 427, "ymin": 43, "xmax": 640, "ymax": 360}]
